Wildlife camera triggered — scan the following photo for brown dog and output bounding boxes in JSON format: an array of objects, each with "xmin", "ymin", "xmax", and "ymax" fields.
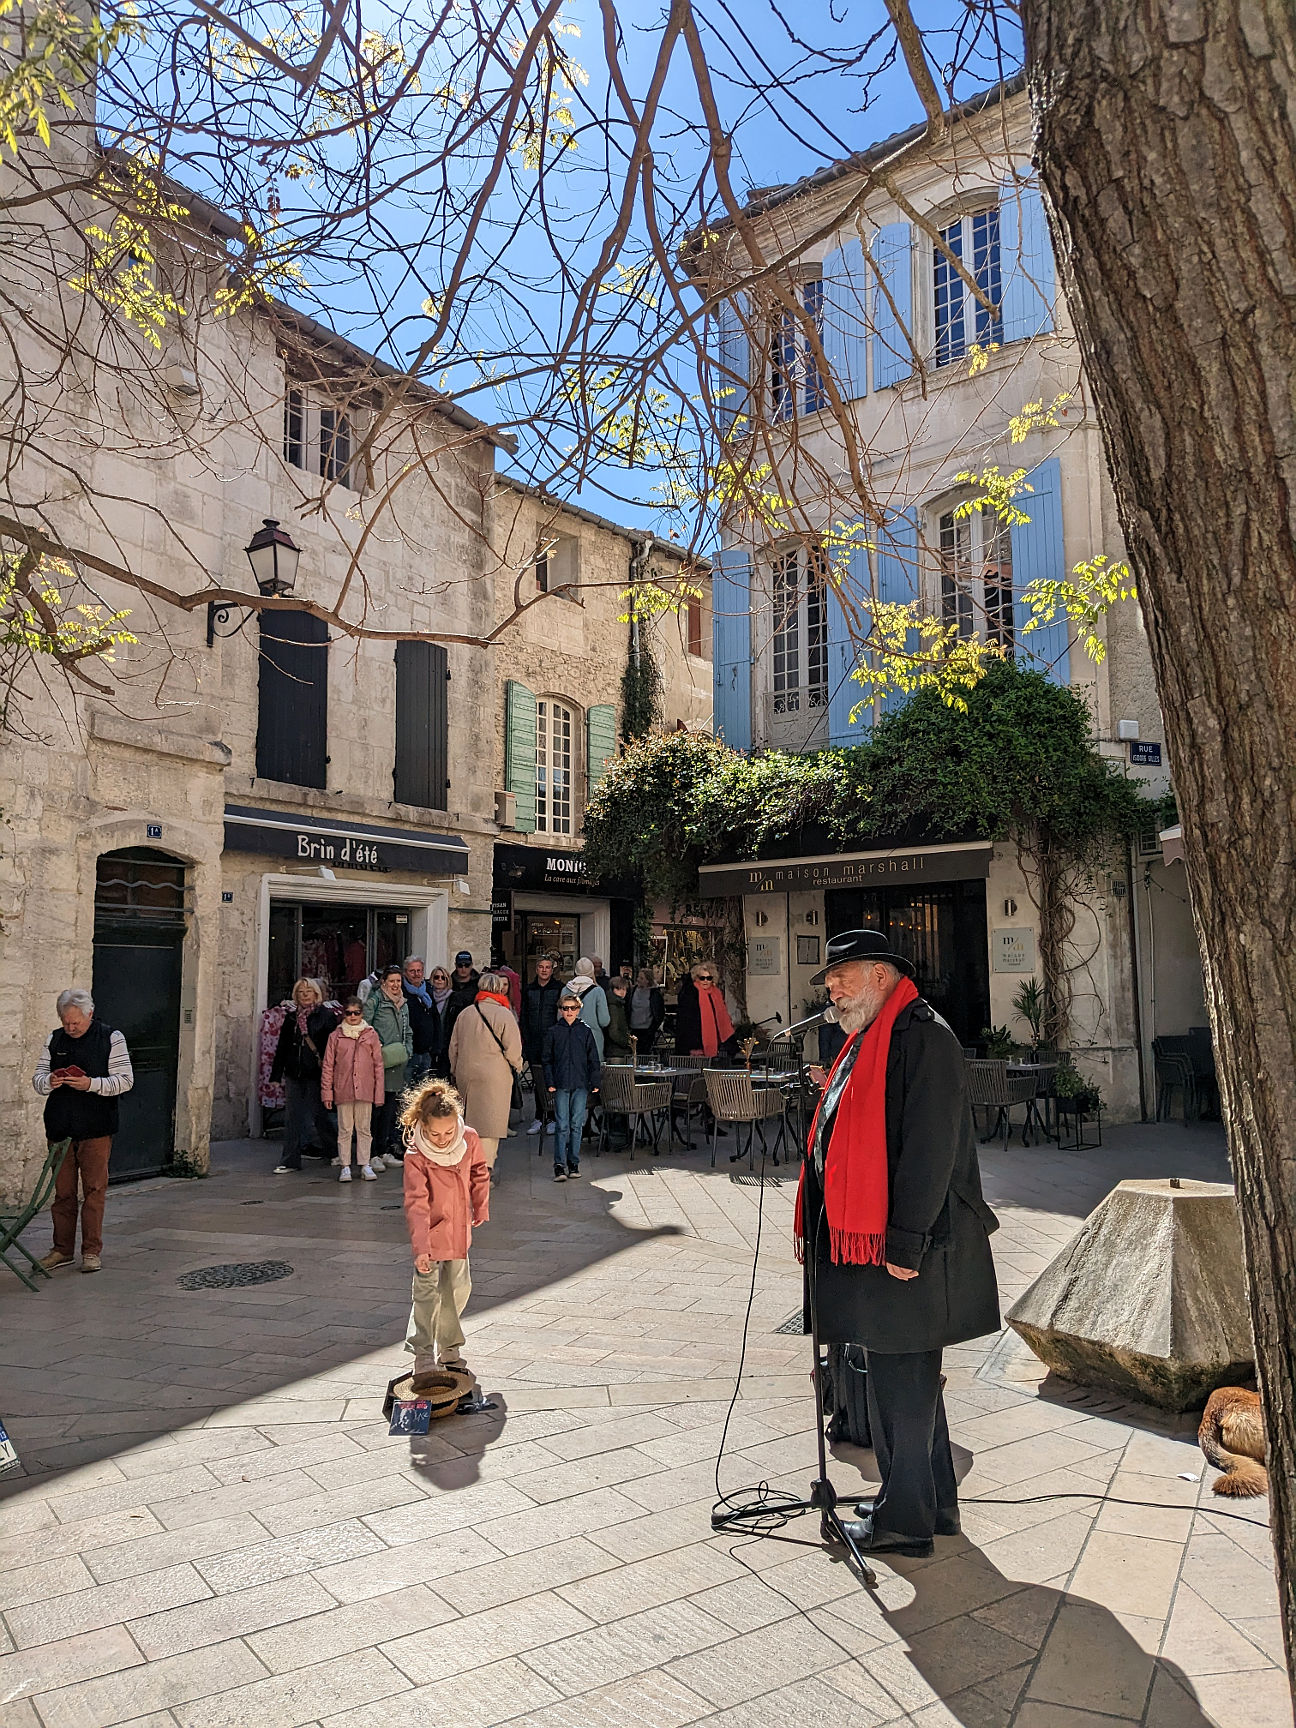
[{"xmin": 1199, "ymin": 1387, "xmax": 1268, "ymax": 1497}]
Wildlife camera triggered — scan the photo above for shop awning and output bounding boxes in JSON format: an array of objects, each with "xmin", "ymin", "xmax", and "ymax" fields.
[
  {"xmin": 697, "ymin": 840, "xmax": 995, "ymax": 898},
  {"xmin": 1159, "ymin": 824, "xmax": 1184, "ymax": 866},
  {"xmin": 223, "ymin": 804, "xmax": 469, "ymax": 875}
]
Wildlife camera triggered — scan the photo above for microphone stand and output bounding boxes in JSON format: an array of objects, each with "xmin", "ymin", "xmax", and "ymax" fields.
[{"xmin": 710, "ymin": 1019, "xmax": 876, "ymax": 1587}]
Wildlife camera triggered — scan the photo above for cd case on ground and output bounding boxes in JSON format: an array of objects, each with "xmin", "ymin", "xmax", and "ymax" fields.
[
  {"xmin": 388, "ymin": 1399, "xmax": 432, "ymax": 1435},
  {"xmin": 0, "ymin": 1417, "xmax": 20, "ymax": 1474}
]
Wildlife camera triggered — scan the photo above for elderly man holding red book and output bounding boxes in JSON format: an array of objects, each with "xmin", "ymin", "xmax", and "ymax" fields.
[{"xmin": 798, "ymin": 930, "xmax": 1000, "ymax": 1558}]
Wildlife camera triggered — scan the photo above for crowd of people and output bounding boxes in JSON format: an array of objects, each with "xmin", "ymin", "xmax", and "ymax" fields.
[{"xmin": 264, "ymin": 950, "xmax": 687, "ymax": 1186}]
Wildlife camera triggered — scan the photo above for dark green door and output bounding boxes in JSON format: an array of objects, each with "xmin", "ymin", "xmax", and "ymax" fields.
[{"xmin": 92, "ymin": 849, "xmax": 187, "ymax": 1181}]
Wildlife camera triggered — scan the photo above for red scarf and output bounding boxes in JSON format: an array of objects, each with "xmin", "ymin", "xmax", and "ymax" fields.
[
  {"xmin": 795, "ymin": 977, "xmax": 918, "ymax": 1266},
  {"xmin": 696, "ymin": 983, "xmax": 734, "ymax": 1057},
  {"xmin": 477, "ymin": 989, "xmax": 513, "ymax": 1013}
]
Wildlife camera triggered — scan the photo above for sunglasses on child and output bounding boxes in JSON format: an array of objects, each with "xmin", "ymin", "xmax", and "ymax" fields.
[
  {"xmin": 560, "ymin": 1003, "xmax": 581, "ymax": 1013},
  {"xmin": 344, "ymin": 1008, "xmax": 363, "ymax": 1018}
]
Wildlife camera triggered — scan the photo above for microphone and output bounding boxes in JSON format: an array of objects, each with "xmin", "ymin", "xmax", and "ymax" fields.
[{"xmin": 771, "ymin": 1006, "xmax": 835, "ymax": 1041}]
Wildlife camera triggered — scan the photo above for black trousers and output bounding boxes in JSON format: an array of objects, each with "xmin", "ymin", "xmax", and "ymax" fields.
[{"xmin": 864, "ymin": 1347, "xmax": 958, "ymax": 1540}]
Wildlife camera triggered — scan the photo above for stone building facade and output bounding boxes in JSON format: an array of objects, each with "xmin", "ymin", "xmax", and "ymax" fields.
[
  {"xmin": 490, "ymin": 479, "xmax": 711, "ymax": 980},
  {"xmin": 694, "ymin": 82, "xmax": 1199, "ymax": 1118},
  {"xmin": 0, "ymin": 222, "xmax": 711, "ymax": 1198}
]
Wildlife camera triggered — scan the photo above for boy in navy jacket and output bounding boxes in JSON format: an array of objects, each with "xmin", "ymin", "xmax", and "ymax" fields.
[{"xmin": 542, "ymin": 994, "xmax": 601, "ymax": 1181}]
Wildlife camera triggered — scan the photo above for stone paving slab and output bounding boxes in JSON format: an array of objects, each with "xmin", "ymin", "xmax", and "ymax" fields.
[{"xmin": 0, "ymin": 1118, "xmax": 1290, "ymax": 1727}]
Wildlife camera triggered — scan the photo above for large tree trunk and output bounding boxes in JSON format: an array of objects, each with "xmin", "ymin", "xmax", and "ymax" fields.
[{"xmin": 1020, "ymin": 0, "xmax": 1296, "ymax": 1692}]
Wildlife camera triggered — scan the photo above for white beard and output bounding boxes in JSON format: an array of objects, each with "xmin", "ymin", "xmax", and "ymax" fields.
[{"xmin": 834, "ymin": 1000, "xmax": 872, "ymax": 1035}]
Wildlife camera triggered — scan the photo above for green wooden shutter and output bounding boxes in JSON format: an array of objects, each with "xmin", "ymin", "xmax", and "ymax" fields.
[
  {"xmin": 505, "ymin": 680, "xmax": 537, "ymax": 833},
  {"xmin": 586, "ymin": 703, "xmax": 618, "ymax": 792}
]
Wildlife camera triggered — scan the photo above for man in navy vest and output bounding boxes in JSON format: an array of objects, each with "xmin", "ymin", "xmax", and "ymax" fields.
[{"xmin": 33, "ymin": 988, "xmax": 134, "ymax": 1274}]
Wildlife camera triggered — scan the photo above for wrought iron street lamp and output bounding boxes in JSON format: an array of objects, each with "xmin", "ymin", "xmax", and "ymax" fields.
[{"xmin": 208, "ymin": 519, "xmax": 302, "ymax": 644}]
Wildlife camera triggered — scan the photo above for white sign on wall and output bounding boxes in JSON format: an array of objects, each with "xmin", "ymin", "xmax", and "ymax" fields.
[
  {"xmin": 992, "ymin": 928, "xmax": 1036, "ymax": 974},
  {"xmin": 748, "ymin": 937, "xmax": 781, "ymax": 976}
]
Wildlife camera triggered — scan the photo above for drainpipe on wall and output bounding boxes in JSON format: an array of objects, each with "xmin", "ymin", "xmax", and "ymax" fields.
[{"xmin": 1125, "ymin": 835, "xmax": 1149, "ymax": 1121}]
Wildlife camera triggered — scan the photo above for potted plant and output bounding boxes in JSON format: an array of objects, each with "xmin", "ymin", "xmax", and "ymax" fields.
[
  {"xmin": 1012, "ymin": 978, "xmax": 1050, "ymax": 1053},
  {"xmin": 980, "ymin": 1025, "xmax": 1017, "ymax": 1061},
  {"xmin": 1055, "ymin": 1063, "xmax": 1103, "ymax": 1117}
]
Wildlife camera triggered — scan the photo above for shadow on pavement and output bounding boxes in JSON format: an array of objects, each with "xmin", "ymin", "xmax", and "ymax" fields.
[{"xmin": 0, "ymin": 1130, "xmax": 682, "ymax": 1498}]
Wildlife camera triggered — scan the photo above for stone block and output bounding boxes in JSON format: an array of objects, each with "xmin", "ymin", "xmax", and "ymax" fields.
[{"xmin": 1005, "ymin": 1179, "xmax": 1253, "ymax": 1410}]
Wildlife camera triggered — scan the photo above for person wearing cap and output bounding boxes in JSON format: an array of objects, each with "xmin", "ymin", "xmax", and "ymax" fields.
[
  {"xmin": 797, "ymin": 929, "xmax": 1000, "ymax": 1558},
  {"xmin": 445, "ymin": 951, "xmax": 480, "ymax": 1036}
]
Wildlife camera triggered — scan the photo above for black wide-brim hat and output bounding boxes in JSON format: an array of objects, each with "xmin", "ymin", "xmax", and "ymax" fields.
[{"xmin": 810, "ymin": 928, "xmax": 917, "ymax": 987}]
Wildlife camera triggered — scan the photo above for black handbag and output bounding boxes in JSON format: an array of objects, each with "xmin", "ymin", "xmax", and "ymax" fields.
[{"xmin": 473, "ymin": 1004, "xmax": 524, "ymax": 1111}]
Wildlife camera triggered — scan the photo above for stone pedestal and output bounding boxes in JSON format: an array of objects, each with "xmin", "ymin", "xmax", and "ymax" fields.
[{"xmin": 1005, "ymin": 1179, "xmax": 1253, "ymax": 1411}]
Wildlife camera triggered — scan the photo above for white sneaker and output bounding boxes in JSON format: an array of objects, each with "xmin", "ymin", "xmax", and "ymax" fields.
[
  {"xmin": 545, "ymin": 1120, "xmax": 556, "ymax": 1134},
  {"xmin": 338, "ymin": 1166, "xmax": 352, "ymax": 1183},
  {"xmin": 360, "ymin": 1164, "xmax": 378, "ymax": 1180},
  {"xmin": 527, "ymin": 1119, "xmax": 543, "ymax": 1135},
  {"xmin": 370, "ymin": 1155, "xmax": 386, "ymax": 1172}
]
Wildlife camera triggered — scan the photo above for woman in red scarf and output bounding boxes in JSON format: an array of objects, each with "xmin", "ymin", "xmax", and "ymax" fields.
[{"xmin": 675, "ymin": 961, "xmax": 735, "ymax": 1058}]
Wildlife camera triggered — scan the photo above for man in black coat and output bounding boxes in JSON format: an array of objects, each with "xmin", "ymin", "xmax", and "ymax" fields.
[
  {"xmin": 521, "ymin": 955, "xmax": 564, "ymax": 1135},
  {"xmin": 800, "ymin": 929, "xmax": 1000, "ymax": 1558}
]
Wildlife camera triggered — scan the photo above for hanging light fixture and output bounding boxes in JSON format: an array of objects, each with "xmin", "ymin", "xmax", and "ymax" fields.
[{"xmin": 245, "ymin": 518, "xmax": 301, "ymax": 597}]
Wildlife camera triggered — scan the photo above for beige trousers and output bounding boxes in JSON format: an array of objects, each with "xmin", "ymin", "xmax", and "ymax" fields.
[
  {"xmin": 477, "ymin": 1136, "xmax": 499, "ymax": 1168},
  {"xmin": 405, "ymin": 1258, "xmax": 472, "ymax": 1366},
  {"xmin": 336, "ymin": 1100, "xmax": 373, "ymax": 1165}
]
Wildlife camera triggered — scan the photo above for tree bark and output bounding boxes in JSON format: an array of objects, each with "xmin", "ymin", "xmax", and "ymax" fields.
[{"xmin": 1021, "ymin": 0, "xmax": 1296, "ymax": 1693}]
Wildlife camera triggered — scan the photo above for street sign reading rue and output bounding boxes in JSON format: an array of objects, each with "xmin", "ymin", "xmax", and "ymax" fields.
[{"xmin": 1129, "ymin": 741, "xmax": 1162, "ymax": 766}]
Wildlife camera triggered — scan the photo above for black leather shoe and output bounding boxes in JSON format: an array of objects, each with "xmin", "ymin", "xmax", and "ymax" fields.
[
  {"xmin": 853, "ymin": 1498, "xmax": 961, "ymax": 1537},
  {"xmin": 836, "ymin": 1517, "xmax": 933, "ymax": 1558}
]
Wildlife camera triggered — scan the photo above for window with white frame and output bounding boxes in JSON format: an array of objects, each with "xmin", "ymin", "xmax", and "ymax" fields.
[
  {"xmin": 770, "ymin": 546, "xmax": 828, "ymax": 715},
  {"xmin": 933, "ymin": 208, "xmax": 1003, "ymax": 368},
  {"xmin": 535, "ymin": 699, "xmax": 575, "ymax": 834},
  {"xmin": 938, "ymin": 506, "xmax": 1014, "ymax": 649},
  {"xmin": 283, "ymin": 386, "xmax": 361, "ymax": 490},
  {"xmin": 770, "ymin": 279, "xmax": 827, "ymax": 422}
]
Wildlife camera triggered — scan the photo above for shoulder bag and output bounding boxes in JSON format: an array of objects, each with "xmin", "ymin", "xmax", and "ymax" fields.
[{"xmin": 474, "ymin": 1003, "xmax": 525, "ymax": 1111}]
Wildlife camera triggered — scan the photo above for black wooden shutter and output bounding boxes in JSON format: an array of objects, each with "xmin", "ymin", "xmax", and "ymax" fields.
[
  {"xmin": 394, "ymin": 641, "xmax": 449, "ymax": 809},
  {"xmin": 256, "ymin": 610, "xmax": 329, "ymax": 788}
]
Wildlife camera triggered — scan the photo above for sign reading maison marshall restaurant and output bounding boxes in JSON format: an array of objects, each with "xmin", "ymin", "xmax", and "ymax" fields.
[
  {"xmin": 223, "ymin": 804, "xmax": 469, "ymax": 876},
  {"xmin": 697, "ymin": 842, "xmax": 995, "ymax": 899}
]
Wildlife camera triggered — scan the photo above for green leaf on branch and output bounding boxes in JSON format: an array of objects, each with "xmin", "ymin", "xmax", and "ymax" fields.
[{"xmin": 1021, "ymin": 554, "xmax": 1138, "ymax": 666}]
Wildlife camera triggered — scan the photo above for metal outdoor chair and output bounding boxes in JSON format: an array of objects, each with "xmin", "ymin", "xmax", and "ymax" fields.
[
  {"xmin": 0, "ymin": 1139, "xmax": 71, "ymax": 1291},
  {"xmin": 964, "ymin": 1061, "xmax": 1038, "ymax": 1150},
  {"xmin": 1153, "ymin": 1038, "xmax": 1198, "ymax": 1123},
  {"xmin": 597, "ymin": 1065, "xmax": 673, "ymax": 1154},
  {"xmin": 668, "ymin": 1057, "xmax": 710, "ymax": 1149},
  {"xmin": 703, "ymin": 1068, "xmax": 787, "ymax": 1170}
]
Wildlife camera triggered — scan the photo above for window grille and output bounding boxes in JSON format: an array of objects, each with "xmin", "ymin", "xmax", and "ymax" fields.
[
  {"xmin": 939, "ymin": 506, "xmax": 1014, "ymax": 649},
  {"xmin": 771, "ymin": 548, "xmax": 828, "ymax": 715},
  {"xmin": 934, "ymin": 208, "xmax": 1003, "ymax": 368},
  {"xmin": 536, "ymin": 700, "xmax": 575, "ymax": 835},
  {"xmin": 770, "ymin": 279, "xmax": 825, "ymax": 421}
]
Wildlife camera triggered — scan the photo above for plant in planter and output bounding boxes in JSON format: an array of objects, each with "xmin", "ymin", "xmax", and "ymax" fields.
[
  {"xmin": 981, "ymin": 1025, "xmax": 1017, "ymax": 1060},
  {"xmin": 1012, "ymin": 978, "xmax": 1050, "ymax": 1052},
  {"xmin": 1055, "ymin": 1062, "xmax": 1103, "ymax": 1116}
]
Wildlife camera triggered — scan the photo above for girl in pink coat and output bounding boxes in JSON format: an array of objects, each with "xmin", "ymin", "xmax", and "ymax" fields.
[
  {"xmin": 400, "ymin": 1078, "xmax": 490, "ymax": 1389},
  {"xmin": 321, "ymin": 997, "xmax": 385, "ymax": 1182}
]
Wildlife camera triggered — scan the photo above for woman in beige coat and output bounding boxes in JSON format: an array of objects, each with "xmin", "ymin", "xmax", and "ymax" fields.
[{"xmin": 447, "ymin": 971, "xmax": 522, "ymax": 1168}]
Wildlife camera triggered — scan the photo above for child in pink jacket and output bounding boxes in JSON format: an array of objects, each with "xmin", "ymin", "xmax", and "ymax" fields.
[
  {"xmin": 401, "ymin": 1078, "xmax": 490, "ymax": 1390},
  {"xmin": 321, "ymin": 997, "xmax": 385, "ymax": 1182}
]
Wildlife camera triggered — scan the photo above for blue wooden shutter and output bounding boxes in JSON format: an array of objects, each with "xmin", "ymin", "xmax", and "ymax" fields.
[
  {"xmin": 505, "ymin": 679, "xmax": 537, "ymax": 832},
  {"xmin": 257, "ymin": 610, "xmax": 329, "ymax": 788},
  {"xmin": 821, "ymin": 239, "xmax": 868, "ymax": 403},
  {"xmin": 711, "ymin": 547, "xmax": 752, "ymax": 752},
  {"xmin": 871, "ymin": 223, "xmax": 913, "ymax": 389},
  {"xmin": 1000, "ymin": 173, "xmax": 1055, "ymax": 343},
  {"xmin": 394, "ymin": 641, "xmax": 449, "ymax": 809},
  {"xmin": 715, "ymin": 294, "xmax": 750, "ymax": 435},
  {"xmin": 827, "ymin": 529, "xmax": 872, "ymax": 746},
  {"xmin": 1012, "ymin": 456, "xmax": 1070, "ymax": 682},
  {"xmin": 586, "ymin": 703, "xmax": 617, "ymax": 790},
  {"xmin": 875, "ymin": 509, "xmax": 920, "ymax": 718}
]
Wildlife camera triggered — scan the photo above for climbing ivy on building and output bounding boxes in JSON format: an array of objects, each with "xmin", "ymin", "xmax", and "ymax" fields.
[{"xmin": 584, "ymin": 661, "xmax": 1157, "ymax": 1043}]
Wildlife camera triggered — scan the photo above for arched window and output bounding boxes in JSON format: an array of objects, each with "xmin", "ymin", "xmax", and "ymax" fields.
[
  {"xmin": 536, "ymin": 699, "xmax": 576, "ymax": 834},
  {"xmin": 933, "ymin": 207, "xmax": 1002, "ymax": 368}
]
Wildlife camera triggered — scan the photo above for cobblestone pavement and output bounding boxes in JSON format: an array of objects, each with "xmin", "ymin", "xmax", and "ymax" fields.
[{"xmin": 0, "ymin": 1116, "xmax": 1289, "ymax": 1728}]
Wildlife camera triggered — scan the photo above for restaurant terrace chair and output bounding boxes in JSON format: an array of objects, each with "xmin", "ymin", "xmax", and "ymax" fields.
[
  {"xmin": 703, "ymin": 1068, "xmax": 786, "ymax": 1171},
  {"xmin": 598, "ymin": 1064, "xmax": 673, "ymax": 1154},
  {"xmin": 668, "ymin": 1057, "xmax": 710, "ymax": 1149},
  {"xmin": 0, "ymin": 1139, "xmax": 71, "ymax": 1292},
  {"xmin": 1153, "ymin": 1040, "xmax": 1197, "ymax": 1123},
  {"xmin": 963, "ymin": 1061, "xmax": 1037, "ymax": 1150}
]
